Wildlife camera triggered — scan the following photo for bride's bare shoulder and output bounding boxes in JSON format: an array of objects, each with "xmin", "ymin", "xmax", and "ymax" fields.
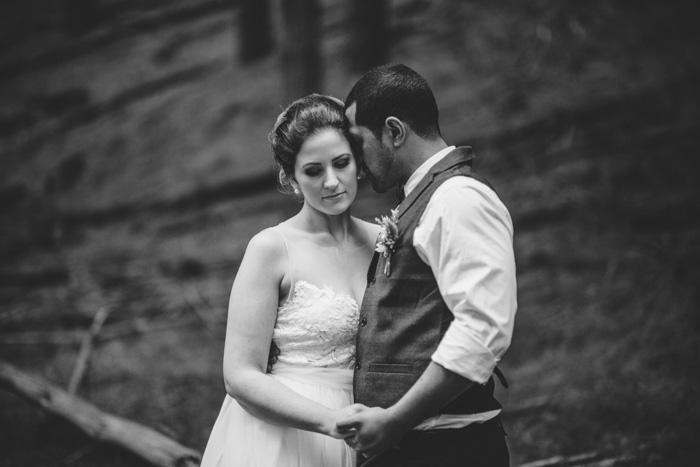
[{"xmin": 244, "ymin": 227, "xmax": 286, "ymax": 260}]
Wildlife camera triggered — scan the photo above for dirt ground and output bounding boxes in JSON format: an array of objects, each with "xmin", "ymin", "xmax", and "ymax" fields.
[{"xmin": 1, "ymin": 1, "xmax": 699, "ymax": 466}]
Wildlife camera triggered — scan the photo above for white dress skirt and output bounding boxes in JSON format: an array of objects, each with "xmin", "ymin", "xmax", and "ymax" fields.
[{"xmin": 200, "ymin": 364, "xmax": 356, "ymax": 467}]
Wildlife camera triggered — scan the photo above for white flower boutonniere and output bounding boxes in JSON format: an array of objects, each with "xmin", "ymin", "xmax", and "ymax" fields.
[{"xmin": 375, "ymin": 208, "xmax": 399, "ymax": 276}]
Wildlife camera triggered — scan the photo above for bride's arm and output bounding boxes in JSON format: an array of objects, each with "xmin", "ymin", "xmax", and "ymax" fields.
[{"xmin": 222, "ymin": 229, "xmax": 356, "ymax": 438}]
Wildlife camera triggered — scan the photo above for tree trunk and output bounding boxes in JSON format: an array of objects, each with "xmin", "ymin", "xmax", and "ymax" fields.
[
  {"xmin": 0, "ymin": 360, "xmax": 201, "ymax": 467},
  {"xmin": 279, "ymin": 0, "xmax": 321, "ymax": 102},
  {"xmin": 238, "ymin": 0, "xmax": 274, "ymax": 62},
  {"xmin": 349, "ymin": 0, "xmax": 389, "ymax": 72}
]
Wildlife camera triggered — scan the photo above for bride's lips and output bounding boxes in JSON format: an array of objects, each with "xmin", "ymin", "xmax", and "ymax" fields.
[{"xmin": 323, "ymin": 191, "xmax": 346, "ymax": 200}]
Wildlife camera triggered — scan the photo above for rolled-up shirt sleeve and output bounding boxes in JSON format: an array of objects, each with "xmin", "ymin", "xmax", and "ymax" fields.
[{"xmin": 413, "ymin": 177, "xmax": 517, "ymax": 384}]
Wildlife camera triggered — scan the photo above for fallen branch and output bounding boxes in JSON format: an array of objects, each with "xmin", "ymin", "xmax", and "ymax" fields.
[
  {"xmin": 0, "ymin": 359, "xmax": 201, "ymax": 467},
  {"xmin": 67, "ymin": 307, "xmax": 111, "ymax": 394},
  {"xmin": 62, "ymin": 443, "xmax": 96, "ymax": 465},
  {"xmin": 516, "ymin": 451, "xmax": 643, "ymax": 467},
  {"xmin": 517, "ymin": 452, "xmax": 602, "ymax": 467},
  {"xmin": 584, "ymin": 454, "xmax": 643, "ymax": 466}
]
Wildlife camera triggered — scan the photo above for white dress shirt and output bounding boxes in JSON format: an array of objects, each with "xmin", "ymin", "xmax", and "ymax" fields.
[{"xmin": 405, "ymin": 146, "xmax": 518, "ymax": 430}]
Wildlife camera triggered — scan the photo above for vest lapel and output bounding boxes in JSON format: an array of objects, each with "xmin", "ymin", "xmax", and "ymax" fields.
[{"xmin": 397, "ymin": 147, "xmax": 475, "ymax": 220}]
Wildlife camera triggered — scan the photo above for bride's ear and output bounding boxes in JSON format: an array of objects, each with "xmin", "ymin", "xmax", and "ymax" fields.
[
  {"xmin": 383, "ymin": 117, "xmax": 407, "ymax": 147},
  {"xmin": 279, "ymin": 168, "xmax": 301, "ymax": 196},
  {"xmin": 288, "ymin": 177, "xmax": 299, "ymax": 194},
  {"xmin": 289, "ymin": 177, "xmax": 303, "ymax": 197}
]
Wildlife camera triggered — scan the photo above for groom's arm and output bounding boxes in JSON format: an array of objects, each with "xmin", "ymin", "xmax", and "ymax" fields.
[
  {"xmin": 338, "ymin": 362, "xmax": 474, "ymax": 456},
  {"xmin": 339, "ymin": 178, "xmax": 517, "ymax": 455},
  {"xmin": 421, "ymin": 178, "xmax": 517, "ymax": 385}
]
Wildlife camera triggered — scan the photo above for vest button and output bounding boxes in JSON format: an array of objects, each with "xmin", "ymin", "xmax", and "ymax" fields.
[
  {"xmin": 360, "ymin": 318, "xmax": 367, "ymax": 327},
  {"xmin": 355, "ymin": 362, "xmax": 361, "ymax": 370}
]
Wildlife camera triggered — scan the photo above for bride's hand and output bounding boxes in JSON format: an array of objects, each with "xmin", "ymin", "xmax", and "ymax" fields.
[{"xmin": 325, "ymin": 403, "xmax": 368, "ymax": 439}]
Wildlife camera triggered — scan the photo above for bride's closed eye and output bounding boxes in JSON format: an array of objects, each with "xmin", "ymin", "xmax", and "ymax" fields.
[
  {"xmin": 304, "ymin": 167, "xmax": 323, "ymax": 177},
  {"xmin": 302, "ymin": 156, "xmax": 352, "ymax": 177},
  {"xmin": 333, "ymin": 155, "xmax": 352, "ymax": 169}
]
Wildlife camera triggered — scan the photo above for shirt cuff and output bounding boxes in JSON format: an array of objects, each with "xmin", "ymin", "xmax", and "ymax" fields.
[{"xmin": 431, "ymin": 323, "xmax": 498, "ymax": 385}]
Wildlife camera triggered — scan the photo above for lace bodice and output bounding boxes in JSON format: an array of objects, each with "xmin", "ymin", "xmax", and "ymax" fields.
[{"xmin": 273, "ymin": 280, "xmax": 359, "ymax": 369}]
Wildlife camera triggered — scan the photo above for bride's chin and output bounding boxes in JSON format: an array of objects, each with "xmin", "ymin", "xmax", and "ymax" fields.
[{"xmin": 309, "ymin": 199, "xmax": 354, "ymax": 217}]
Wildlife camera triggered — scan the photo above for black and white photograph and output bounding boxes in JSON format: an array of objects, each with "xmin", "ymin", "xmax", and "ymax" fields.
[{"xmin": 1, "ymin": 1, "xmax": 698, "ymax": 466}]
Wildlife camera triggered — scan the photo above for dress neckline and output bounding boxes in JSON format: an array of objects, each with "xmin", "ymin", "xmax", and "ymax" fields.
[{"xmin": 280, "ymin": 280, "xmax": 360, "ymax": 310}]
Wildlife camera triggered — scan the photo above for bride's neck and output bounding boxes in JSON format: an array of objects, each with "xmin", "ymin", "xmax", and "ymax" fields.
[{"xmin": 297, "ymin": 204, "xmax": 355, "ymax": 243}]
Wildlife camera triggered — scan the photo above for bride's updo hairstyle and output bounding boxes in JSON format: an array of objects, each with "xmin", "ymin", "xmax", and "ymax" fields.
[{"xmin": 269, "ymin": 94, "xmax": 352, "ymax": 195}]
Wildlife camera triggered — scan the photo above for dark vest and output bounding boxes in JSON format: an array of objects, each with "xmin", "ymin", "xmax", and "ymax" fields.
[{"xmin": 354, "ymin": 147, "xmax": 502, "ymax": 414}]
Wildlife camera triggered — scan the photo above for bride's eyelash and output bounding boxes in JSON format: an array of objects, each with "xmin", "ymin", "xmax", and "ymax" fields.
[
  {"xmin": 303, "ymin": 156, "xmax": 352, "ymax": 176},
  {"xmin": 304, "ymin": 168, "xmax": 322, "ymax": 177},
  {"xmin": 334, "ymin": 158, "xmax": 350, "ymax": 168}
]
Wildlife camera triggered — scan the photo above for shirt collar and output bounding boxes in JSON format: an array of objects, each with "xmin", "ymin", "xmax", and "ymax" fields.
[{"xmin": 403, "ymin": 146, "xmax": 456, "ymax": 197}]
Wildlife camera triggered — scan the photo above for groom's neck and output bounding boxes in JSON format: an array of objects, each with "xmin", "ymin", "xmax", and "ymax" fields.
[{"xmin": 399, "ymin": 136, "xmax": 449, "ymax": 179}]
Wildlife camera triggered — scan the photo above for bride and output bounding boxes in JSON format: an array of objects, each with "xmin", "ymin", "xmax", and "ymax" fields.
[{"xmin": 200, "ymin": 94, "xmax": 379, "ymax": 466}]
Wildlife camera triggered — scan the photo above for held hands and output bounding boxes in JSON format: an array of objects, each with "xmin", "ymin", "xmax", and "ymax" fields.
[
  {"xmin": 335, "ymin": 406, "xmax": 409, "ymax": 457},
  {"xmin": 325, "ymin": 403, "xmax": 369, "ymax": 439}
]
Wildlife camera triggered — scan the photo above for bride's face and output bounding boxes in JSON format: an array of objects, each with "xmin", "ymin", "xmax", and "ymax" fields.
[{"xmin": 292, "ymin": 128, "xmax": 358, "ymax": 216}]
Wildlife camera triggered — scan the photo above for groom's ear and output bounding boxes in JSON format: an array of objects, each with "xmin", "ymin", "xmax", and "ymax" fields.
[{"xmin": 383, "ymin": 117, "xmax": 407, "ymax": 147}]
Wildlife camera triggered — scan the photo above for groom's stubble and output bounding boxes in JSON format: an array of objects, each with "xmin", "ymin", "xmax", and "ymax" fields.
[{"xmin": 364, "ymin": 140, "xmax": 399, "ymax": 194}]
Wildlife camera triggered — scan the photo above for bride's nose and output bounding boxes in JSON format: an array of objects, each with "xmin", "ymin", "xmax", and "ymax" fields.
[{"xmin": 323, "ymin": 171, "xmax": 339, "ymax": 190}]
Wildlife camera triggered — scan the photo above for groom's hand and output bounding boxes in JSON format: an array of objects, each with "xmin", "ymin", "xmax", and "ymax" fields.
[
  {"xmin": 336, "ymin": 406, "xmax": 408, "ymax": 457},
  {"xmin": 327, "ymin": 403, "xmax": 368, "ymax": 439}
]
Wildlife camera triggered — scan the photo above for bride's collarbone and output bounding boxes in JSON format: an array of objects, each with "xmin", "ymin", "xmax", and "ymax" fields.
[{"xmin": 282, "ymin": 220, "xmax": 373, "ymax": 251}]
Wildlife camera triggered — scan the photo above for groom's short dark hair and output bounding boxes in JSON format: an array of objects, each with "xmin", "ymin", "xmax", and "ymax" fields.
[{"xmin": 345, "ymin": 64, "xmax": 441, "ymax": 141}]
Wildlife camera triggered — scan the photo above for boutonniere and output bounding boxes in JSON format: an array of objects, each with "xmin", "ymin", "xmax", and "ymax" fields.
[{"xmin": 375, "ymin": 208, "xmax": 399, "ymax": 276}]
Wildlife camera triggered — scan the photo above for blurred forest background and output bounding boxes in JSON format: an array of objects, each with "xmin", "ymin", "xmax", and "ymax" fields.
[{"xmin": 1, "ymin": 0, "xmax": 699, "ymax": 466}]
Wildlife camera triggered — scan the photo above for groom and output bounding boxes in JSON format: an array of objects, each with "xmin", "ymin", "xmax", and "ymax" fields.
[{"xmin": 337, "ymin": 64, "xmax": 517, "ymax": 466}]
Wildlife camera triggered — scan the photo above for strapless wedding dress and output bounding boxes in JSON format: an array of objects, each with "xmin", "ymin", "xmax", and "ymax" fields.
[{"xmin": 200, "ymin": 225, "xmax": 365, "ymax": 467}]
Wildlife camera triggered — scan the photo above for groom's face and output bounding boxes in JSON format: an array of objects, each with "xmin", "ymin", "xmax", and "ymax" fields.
[{"xmin": 345, "ymin": 103, "xmax": 395, "ymax": 193}]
